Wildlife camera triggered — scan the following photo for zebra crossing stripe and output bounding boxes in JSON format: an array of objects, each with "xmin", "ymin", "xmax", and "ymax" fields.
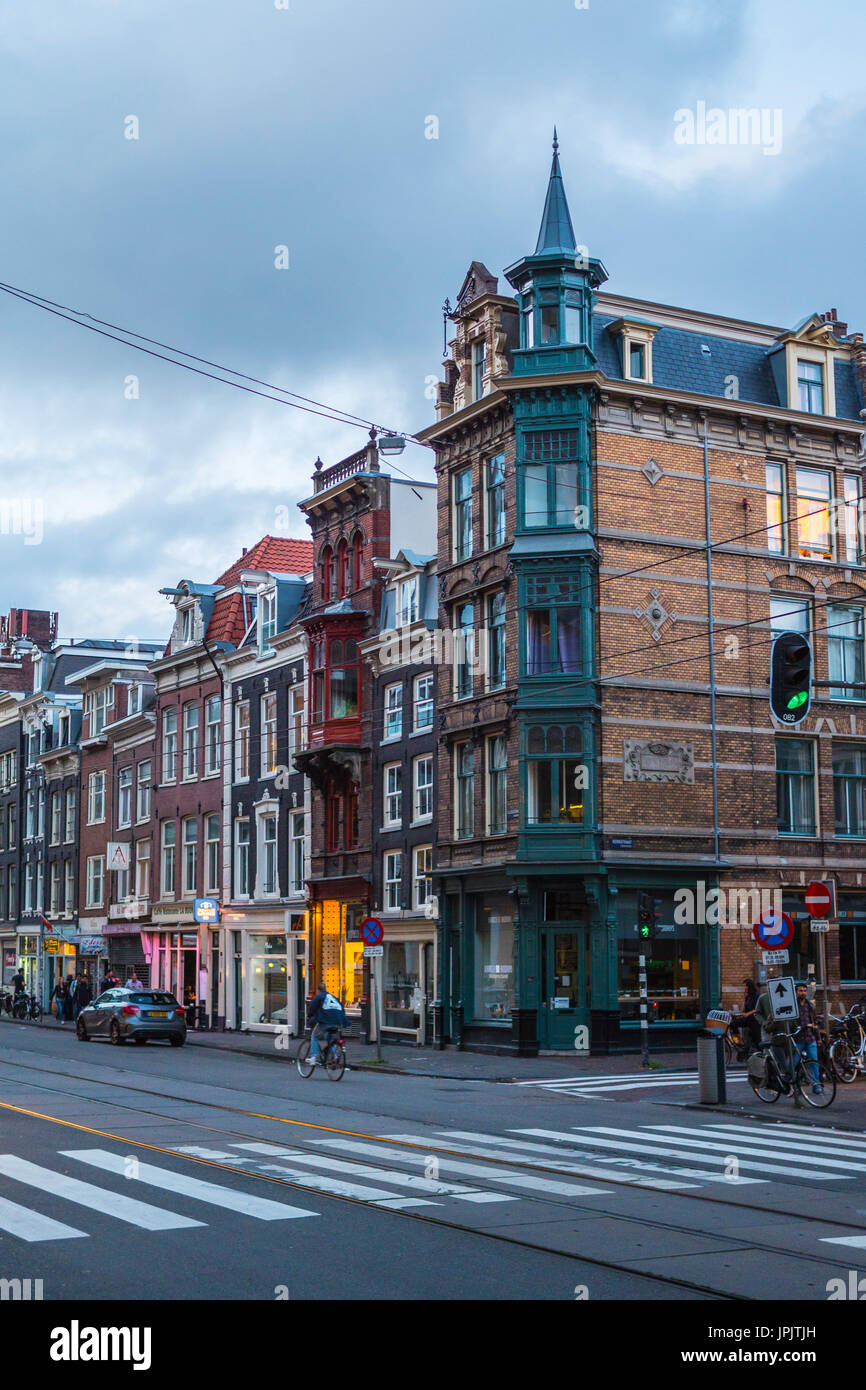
[
  {"xmin": 229, "ymin": 1142, "xmax": 509, "ymax": 1204},
  {"xmin": 712, "ymin": 1122, "xmax": 866, "ymax": 1151},
  {"xmin": 512, "ymin": 1128, "xmax": 846, "ymax": 1181},
  {"xmin": 61, "ymin": 1149, "xmax": 315, "ymax": 1221},
  {"xmin": 385, "ymin": 1131, "xmax": 702, "ymax": 1188},
  {"xmin": 699, "ymin": 1124, "xmax": 866, "ymax": 1164},
  {"xmin": 821, "ymin": 1235, "xmax": 866, "ymax": 1248},
  {"xmin": 0, "ymin": 1192, "xmax": 86, "ymax": 1243},
  {"xmin": 314, "ymin": 1137, "xmax": 612, "ymax": 1198},
  {"xmin": 0, "ymin": 1155, "xmax": 205, "ymax": 1231},
  {"xmin": 641, "ymin": 1126, "xmax": 866, "ymax": 1174}
]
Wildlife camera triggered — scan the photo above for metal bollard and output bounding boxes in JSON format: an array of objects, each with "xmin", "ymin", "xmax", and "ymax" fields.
[{"xmin": 697, "ymin": 1030, "xmax": 727, "ymax": 1104}]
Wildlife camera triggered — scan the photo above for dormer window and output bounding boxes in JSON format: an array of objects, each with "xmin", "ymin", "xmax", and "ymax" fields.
[
  {"xmin": 87, "ymin": 685, "xmax": 114, "ymax": 737},
  {"xmin": 609, "ymin": 318, "xmax": 657, "ymax": 385},
  {"xmin": 127, "ymin": 684, "xmax": 142, "ymax": 717},
  {"xmin": 259, "ymin": 589, "xmax": 277, "ymax": 651},
  {"xmin": 797, "ymin": 359, "xmax": 824, "ymax": 414},
  {"xmin": 180, "ymin": 606, "xmax": 196, "ymax": 646},
  {"xmin": 399, "ymin": 576, "xmax": 418, "ymax": 626}
]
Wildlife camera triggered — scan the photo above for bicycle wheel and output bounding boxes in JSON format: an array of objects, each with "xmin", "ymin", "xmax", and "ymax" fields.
[
  {"xmin": 30, "ymin": 1003, "xmax": 42, "ymax": 1021},
  {"xmin": 796, "ymin": 1058, "xmax": 836, "ymax": 1108},
  {"xmin": 830, "ymin": 1037, "xmax": 859, "ymax": 1083},
  {"xmin": 748, "ymin": 1060, "xmax": 781, "ymax": 1104},
  {"xmin": 325, "ymin": 1042, "xmax": 346, "ymax": 1081},
  {"xmin": 296, "ymin": 1038, "xmax": 315, "ymax": 1078},
  {"xmin": 723, "ymin": 1032, "xmax": 734, "ymax": 1067}
]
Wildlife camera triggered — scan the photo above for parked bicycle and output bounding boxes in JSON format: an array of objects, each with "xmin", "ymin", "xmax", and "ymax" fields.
[
  {"xmin": 296, "ymin": 1026, "xmax": 346, "ymax": 1081},
  {"xmin": 827, "ymin": 1002, "xmax": 866, "ymax": 1083},
  {"xmin": 11, "ymin": 992, "xmax": 42, "ymax": 1022},
  {"xmin": 723, "ymin": 1015, "xmax": 758, "ymax": 1066},
  {"xmin": 748, "ymin": 1029, "xmax": 836, "ymax": 1108}
]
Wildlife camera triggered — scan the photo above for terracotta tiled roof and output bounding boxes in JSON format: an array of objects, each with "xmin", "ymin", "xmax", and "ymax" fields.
[
  {"xmin": 205, "ymin": 591, "xmax": 248, "ymax": 646},
  {"xmin": 215, "ymin": 536, "xmax": 313, "ymax": 589}
]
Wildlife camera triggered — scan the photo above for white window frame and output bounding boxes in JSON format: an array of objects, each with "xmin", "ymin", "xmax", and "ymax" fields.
[
  {"xmin": 289, "ymin": 811, "xmax": 305, "ymax": 896},
  {"xmin": 50, "ymin": 791, "xmax": 61, "ymax": 846},
  {"xmin": 260, "ymin": 692, "xmax": 278, "ymax": 777},
  {"xmin": 87, "ymin": 770, "xmax": 105, "ymax": 825},
  {"xmin": 182, "ymin": 702, "xmax": 199, "ymax": 781},
  {"xmin": 234, "ymin": 701, "xmax": 250, "ymax": 781},
  {"xmin": 64, "ymin": 858, "xmax": 75, "ymax": 915},
  {"xmin": 204, "ymin": 695, "xmax": 221, "ymax": 775},
  {"xmin": 258, "ymin": 810, "xmax": 279, "ymax": 898},
  {"xmin": 64, "ymin": 787, "xmax": 75, "ymax": 843},
  {"xmin": 289, "ymin": 686, "xmax": 307, "ymax": 762},
  {"xmin": 383, "ymin": 683, "xmax": 402, "ymax": 741},
  {"xmin": 162, "ymin": 708, "xmax": 178, "ymax": 784},
  {"xmin": 86, "ymin": 855, "xmax": 104, "ymax": 909},
  {"xmin": 135, "ymin": 838, "xmax": 150, "ymax": 900},
  {"xmin": 136, "ymin": 761, "xmax": 151, "ymax": 823},
  {"xmin": 205, "ymin": 813, "xmax": 220, "ymax": 895},
  {"xmin": 412, "ymin": 844, "xmax": 432, "ymax": 910},
  {"xmin": 399, "ymin": 576, "xmax": 418, "ymax": 627},
  {"xmin": 182, "ymin": 817, "xmax": 198, "ymax": 897},
  {"xmin": 413, "ymin": 673, "xmax": 434, "ymax": 732},
  {"xmin": 383, "ymin": 849, "xmax": 403, "ymax": 912},
  {"xmin": 413, "ymin": 754, "xmax": 433, "ymax": 824},
  {"xmin": 117, "ymin": 766, "xmax": 133, "ymax": 829},
  {"xmin": 234, "ymin": 818, "xmax": 250, "ymax": 899},
  {"xmin": 259, "ymin": 589, "xmax": 277, "ymax": 652},
  {"xmin": 384, "ymin": 762, "xmax": 402, "ymax": 827},
  {"xmin": 161, "ymin": 821, "xmax": 176, "ymax": 899}
]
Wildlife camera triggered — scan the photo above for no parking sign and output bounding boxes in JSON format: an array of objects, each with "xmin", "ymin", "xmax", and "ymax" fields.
[{"xmin": 751, "ymin": 907, "xmax": 795, "ymax": 951}]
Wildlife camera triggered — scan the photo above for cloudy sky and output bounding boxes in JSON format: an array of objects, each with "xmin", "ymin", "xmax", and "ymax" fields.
[{"xmin": 1, "ymin": 0, "xmax": 864, "ymax": 641}]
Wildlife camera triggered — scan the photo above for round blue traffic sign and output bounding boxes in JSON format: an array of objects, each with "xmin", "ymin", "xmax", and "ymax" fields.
[
  {"xmin": 752, "ymin": 908, "xmax": 794, "ymax": 950},
  {"xmin": 361, "ymin": 917, "xmax": 384, "ymax": 946}
]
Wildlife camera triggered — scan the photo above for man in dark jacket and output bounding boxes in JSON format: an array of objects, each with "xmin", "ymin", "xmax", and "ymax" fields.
[
  {"xmin": 74, "ymin": 973, "xmax": 93, "ymax": 1019},
  {"xmin": 307, "ymin": 983, "xmax": 346, "ymax": 1064}
]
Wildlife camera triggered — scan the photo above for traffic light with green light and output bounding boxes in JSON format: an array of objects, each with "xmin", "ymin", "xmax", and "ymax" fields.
[
  {"xmin": 770, "ymin": 631, "xmax": 812, "ymax": 725},
  {"xmin": 637, "ymin": 892, "xmax": 655, "ymax": 941}
]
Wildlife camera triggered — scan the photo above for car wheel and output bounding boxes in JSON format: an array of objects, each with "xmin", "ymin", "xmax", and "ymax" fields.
[
  {"xmin": 169, "ymin": 1035, "xmax": 184, "ymax": 1047},
  {"xmin": 109, "ymin": 1020, "xmax": 124, "ymax": 1046},
  {"xmin": 76, "ymin": 1019, "xmax": 90, "ymax": 1042}
]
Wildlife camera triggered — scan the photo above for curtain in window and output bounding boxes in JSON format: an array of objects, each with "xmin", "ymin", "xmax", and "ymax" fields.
[{"xmin": 556, "ymin": 607, "xmax": 581, "ymax": 673}]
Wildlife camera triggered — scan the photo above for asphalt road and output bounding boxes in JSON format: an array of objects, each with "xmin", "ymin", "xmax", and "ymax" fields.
[{"xmin": 2, "ymin": 1022, "xmax": 866, "ymax": 1302}]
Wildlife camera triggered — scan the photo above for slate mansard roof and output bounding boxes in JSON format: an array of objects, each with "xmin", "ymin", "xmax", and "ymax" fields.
[{"xmin": 593, "ymin": 311, "xmax": 865, "ymax": 421}]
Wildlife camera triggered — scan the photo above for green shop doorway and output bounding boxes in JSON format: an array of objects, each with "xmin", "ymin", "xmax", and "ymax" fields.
[{"xmin": 539, "ymin": 928, "xmax": 589, "ymax": 1049}]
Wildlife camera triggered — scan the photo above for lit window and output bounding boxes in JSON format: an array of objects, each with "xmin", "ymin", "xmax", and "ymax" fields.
[
  {"xmin": 796, "ymin": 467, "xmax": 832, "ymax": 558},
  {"xmin": 766, "ymin": 462, "xmax": 785, "ymax": 554},
  {"xmin": 526, "ymin": 725, "xmax": 584, "ymax": 826}
]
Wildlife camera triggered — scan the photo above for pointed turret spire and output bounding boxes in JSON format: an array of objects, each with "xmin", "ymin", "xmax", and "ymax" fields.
[{"xmin": 534, "ymin": 128, "xmax": 576, "ymax": 255}]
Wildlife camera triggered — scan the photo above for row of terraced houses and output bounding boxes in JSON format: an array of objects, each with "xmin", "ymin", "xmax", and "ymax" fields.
[{"xmin": 2, "ymin": 140, "xmax": 866, "ymax": 1054}]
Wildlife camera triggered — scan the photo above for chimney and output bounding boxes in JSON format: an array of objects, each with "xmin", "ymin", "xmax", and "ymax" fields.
[{"xmin": 821, "ymin": 307, "xmax": 848, "ymax": 338}]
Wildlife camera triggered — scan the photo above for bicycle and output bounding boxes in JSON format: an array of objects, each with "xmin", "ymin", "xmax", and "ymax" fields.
[
  {"xmin": 828, "ymin": 1004, "xmax": 866, "ymax": 1084},
  {"xmin": 296, "ymin": 1027, "xmax": 346, "ymax": 1081},
  {"xmin": 11, "ymin": 993, "xmax": 42, "ymax": 1022},
  {"xmin": 723, "ymin": 1015, "xmax": 758, "ymax": 1066},
  {"xmin": 748, "ymin": 1029, "xmax": 836, "ymax": 1108}
]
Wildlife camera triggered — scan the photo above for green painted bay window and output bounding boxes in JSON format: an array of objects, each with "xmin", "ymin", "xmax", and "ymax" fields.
[
  {"xmin": 526, "ymin": 723, "xmax": 583, "ymax": 826},
  {"xmin": 523, "ymin": 573, "xmax": 584, "ymax": 677},
  {"xmin": 522, "ymin": 429, "xmax": 580, "ymax": 529}
]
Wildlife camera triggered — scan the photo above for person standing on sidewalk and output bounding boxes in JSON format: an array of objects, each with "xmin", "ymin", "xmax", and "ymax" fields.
[
  {"xmin": 52, "ymin": 978, "xmax": 67, "ymax": 1024},
  {"xmin": 74, "ymin": 972, "xmax": 93, "ymax": 1020}
]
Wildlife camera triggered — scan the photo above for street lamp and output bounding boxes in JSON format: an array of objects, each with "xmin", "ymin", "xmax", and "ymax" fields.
[{"xmin": 377, "ymin": 432, "xmax": 406, "ymax": 457}]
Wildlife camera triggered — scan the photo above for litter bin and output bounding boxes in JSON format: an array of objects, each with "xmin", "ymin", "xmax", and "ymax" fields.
[{"xmin": 698, "ymin": 1010, "xmax": 730, "ymax": 1104}]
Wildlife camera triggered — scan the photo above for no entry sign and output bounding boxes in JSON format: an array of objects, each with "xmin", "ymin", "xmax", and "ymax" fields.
[
  {"xmin": 752, "ymin": 908, "xmax": 795, "ymax": 951},
  {"xmin": 804, "ymin": 880, "xmax": 835, "ymax": 918},
  {"xmin": 361, "ymin": 917, "xmax": 384, "ymax": 947}
]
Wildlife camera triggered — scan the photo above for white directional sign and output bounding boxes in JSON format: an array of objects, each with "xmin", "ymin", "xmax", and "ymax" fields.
[{"xmin": 768, "ymin": 975, "xmax": 798, "ymax": 1024}]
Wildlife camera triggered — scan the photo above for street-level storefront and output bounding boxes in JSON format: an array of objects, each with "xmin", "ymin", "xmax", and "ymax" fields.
[
  {"xmin": 43, "ymin": 934, "xmax": 78, "ymax": 1004},
  {"xmin": 439, "ymin": 869, "xmax": 719, "ymax": 1056},
  {"xmin": 376, "ymin": 920, "xmax": 436, "ymax": 1046},
  {"xmin": 221, "ymin": 909, "xmax": 306, "ymax": 1035},
  {"xmin": 16, "ymin": 933, "xmax": 41, "ymax": 999},
  {"xmin": 2, "ymin": 940, "xmax": 18, "ymax": 986},
  {"xmin": 308, "ymin": 893, "xmax": 367, "ymax": 1022},
  {"xmin": 146, "ymin": 905, "xmax": 202, "ymax": 1008},
  {"xmin": 71, "ymin": 934, "xmax": 108, "ymax": 988}
]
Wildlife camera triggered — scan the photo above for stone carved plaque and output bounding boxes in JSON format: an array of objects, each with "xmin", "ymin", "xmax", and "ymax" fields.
[{"xmin": 623, "ymin": 739, "xmax": 694, "ymax": 784}]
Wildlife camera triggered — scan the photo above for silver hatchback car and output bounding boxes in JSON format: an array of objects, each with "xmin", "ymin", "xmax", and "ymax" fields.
[{"xmin": 76, "ymin": 988, "xmax": 187, "ymax": 1047}]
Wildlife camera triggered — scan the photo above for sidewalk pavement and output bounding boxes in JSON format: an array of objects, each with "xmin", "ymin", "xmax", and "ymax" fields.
[{"xmin": 183, "ymin": 1026, "xmax": 698, "ymax": 1080}]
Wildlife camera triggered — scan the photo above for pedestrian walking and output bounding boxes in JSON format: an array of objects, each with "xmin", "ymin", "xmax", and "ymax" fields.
[
  {"xmin": 125, "ymin": 971, "xmax": 143, "ymax": 990},
  {"xmin": 52, "ymin": 978, "xmax": 67, "ymax": 1024},
  {"xmin": 63, "ymin": 975, "xmax": 75, "ymax": 1023}
]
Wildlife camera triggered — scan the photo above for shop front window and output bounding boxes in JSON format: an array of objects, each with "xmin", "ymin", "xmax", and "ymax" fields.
[
  {"xmin": 247, "ymin": 932, "xmax": 288, "ymax": 1025},
  {"xmin": 473, "ymin": 896, "xmax": 514, "ymax": 1022},
  {"xmin": 616, "ymin": 889, "xmax": 699, "ymax": 1025},
  {"xmin": 383, "ymin": 941, "xmax": 421, "ymax": 1031}
]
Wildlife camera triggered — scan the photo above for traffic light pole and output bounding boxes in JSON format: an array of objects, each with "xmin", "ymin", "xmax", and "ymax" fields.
[{"xmin": 639, "ymin": 954, "xmax": 649, "ymax": 1067}]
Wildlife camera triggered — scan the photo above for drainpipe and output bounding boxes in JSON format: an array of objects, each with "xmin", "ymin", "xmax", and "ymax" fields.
[{"xmin": 702, "ymin": 416, "xmax": 721, "ymax": 867}]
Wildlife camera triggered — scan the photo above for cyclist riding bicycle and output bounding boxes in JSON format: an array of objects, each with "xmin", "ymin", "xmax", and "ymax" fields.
[{"xmin": 307, "ymin": 983, "xmax": 346, "ymax": 1065}]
